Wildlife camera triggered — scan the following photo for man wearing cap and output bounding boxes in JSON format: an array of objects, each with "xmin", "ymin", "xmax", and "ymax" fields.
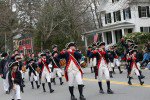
[
  {"xmin": 91, "ymin": 42, "xmax": 114, "ymax": 94},
  {"xmin": 86, "ymin": 45, "xmax": 93, "ymax": 73},
  {"xmin": 113, "ymin": 45, "xmax": 123, "ymax": 74},
  {"xmin": 51, "ymin": 51, "xmax": 64, "ymax": 85},
  {"xmin": 60, "ymin": 42, "xmax": 86, "ymax": 100},
  {"xmin": 8, "ymin": 62, "xmax": 22, "ymax": 100},
  {"xmin": 38, "ymin": 53, "xmax": 54, "ymax": 93},
  {"xmin": 0, "ymin": 52, "xmax": 10, "ymax": 94},
  {"xmin": 127, "ymin": 49, "xmax": 144, "ymax": 85},
  {"xmin": 26, "ymin": 59, "xmax": 40, "ymax": 89}
]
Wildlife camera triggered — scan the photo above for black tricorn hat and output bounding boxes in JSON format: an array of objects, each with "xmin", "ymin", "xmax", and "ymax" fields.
[
  {"xmin": 88, "ymin": 45, "xmax": 92, "ymax": 48},
  {"xmin": 66, "ymin": 42, "xmax": 76, "ymax": 48},
  {"xmin": 127, "ymin": 39, "xmax": 134, "ymax": 43},
  {"xmin": 130, "ymin": 49, "xmax": 138, "ymax": 54},
  {"xmin": 52, "ymin": 44, "xmax": 58, "ymax": 49},
  {"xmin": 1, "ymin": 52, "xmax": 8, "ymax": 57},
  {"xmin": 9, "ymin": 62, "xmax": 19, "ymax": 68},
  {"xmin": 99, "ymin": 42, "xmax": 105, "ymax": 46},
  {"xmin": 28, "ymin": 59, "xmax": 34, "ymax": 63},
  {"xmin": 52, "ymin": 51, "xmax": 58, "ymax": 56},
  {"xmin": 92, "ymin": 43, "xmax": 97, "ymax": 47},
  {"xmin": 40, "ymin": 53, "xmax": 46, "ymax": 57}
]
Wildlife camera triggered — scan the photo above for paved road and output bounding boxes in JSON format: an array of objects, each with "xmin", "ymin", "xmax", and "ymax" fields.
[{"xmin": 1, "ymin": 68, "xmax": 150, "ymax": 100}]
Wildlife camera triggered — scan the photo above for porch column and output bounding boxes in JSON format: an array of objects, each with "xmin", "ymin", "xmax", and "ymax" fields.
[
  {"xmin": 111, "ymin": 30, "xmax": 116, "ymax": 44},
  {"xmin": 84, "ymin": 35, "xmax": 88, "ymax": 50},
  {"xmin": 122, "ymin": 28, "xmax": 125, "ymax": 36},
  {"xmin": 102, "ymin": 32, "xmax": 105, "ymax": 42}
]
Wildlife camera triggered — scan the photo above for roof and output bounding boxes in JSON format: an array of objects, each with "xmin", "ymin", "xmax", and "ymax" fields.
[
  {"xmin": 13, "ymin": 33, "xmax": 33, "ymax": 40},
  {"xmin": 83, "ymin": 22, "xmax": 135, "ymax": 35}
]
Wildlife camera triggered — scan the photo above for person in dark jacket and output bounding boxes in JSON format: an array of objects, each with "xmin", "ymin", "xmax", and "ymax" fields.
[
  {"xmin": 8, "ymin": 62, "xmax": 22, "ymax": 100},
  {"xmin": 26, "ymin": 59, "xmax": 40, "ymax": 89},
  {"xmin": 0, "ymin": 52, "xmax": 10, "ymax": 94}
]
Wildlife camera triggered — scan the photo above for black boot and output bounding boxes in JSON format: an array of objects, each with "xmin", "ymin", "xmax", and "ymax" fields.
[
  {"xmin": 59, "ymin": 78, "xmax": 64, "ymax": 85},
  {"xmin": 69, "ymin": 86, "xmax": 77, "ymax": 100},
  {"xmin": 48, "ymin": 82, "xmax": 54, "ymax": 93},
  {"xmin": 118, "ymin": 67, "xmax": 123, "ymax": 74},
  {"xmin": 128, "ymin": 77, "xmax": 132, "ymax": 85},
  {"xmin": 91, "ymin": 67, "xmax": 93, "ymax": 73},
  {"xmin": 112, "ymin": 68, "xmax": 116, "ymax": 74},
  {"xmin": 106, "ymin": 81, "xmax": 114, "ymax": 94},
  {"xmin": 139, "ymin": 70, "xmax": 145, "ymax": 79},
  {"xmin": 138, "ymin": 76, "xmax": 144, "ymax": 85},
  {"xmin": 42, "ymin": 83, "xmax": 46, "ymax": 92},
  {"xmin": 109, "ymin": 71, "xmax": 113, "ymax": 78},
  {"xmin": 98, "ymin": 82, "xmax": 104, "ymax": 94},
  {"xmin": 53, "ymin": 78, "xmax": 56, "ymax": 85},
  {"xmin": 31, "ymin": 82, "xmax": 34, "ymax": 89},
  {"xmin": 78, "ymin": 85, "xmax": 86, "ymax": 100},
  {"xmin": 35, "ymin": 81, "xmax": 40, "ymax": 89}
]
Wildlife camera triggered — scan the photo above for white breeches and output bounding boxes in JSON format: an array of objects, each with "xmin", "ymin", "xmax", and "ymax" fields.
[
  {"xmin": 137, "ymin": 62, "xmax": 141, "ymax": 70},
  {"xmin": 88, "ymin": 59, "xmax": 93, "ymax": 67},
  {"xmin": 52, "ymin": 68, "xmax": 62, "ymax": 78},
  {"xmin": 41, "ymin": 71, "xmax": 50, "ymax": 83},
  {"xmin": 92, "ymin": 58, "xmax": 97, "ymax": 67},
  {"xmin": 68, "ymin": 70, "xmax": 83, "ymax": 86},
  {"xmin": 98, "ymin": 67, "xmax": 110, "ymax": 82},
  {"xmin": 108, "ymin": 62, "xmax": 115, "ymax": 71},
  {"xmin": 11, "ymin": 84, "xmax": 21, "ymax": 100},
  {"xmin": 130, "ymin": 67, "xmax": 140, "ymax": 77},
  {"xmin": 114, "ymin": 59, "xmax": 121, "ymax": 67},
  {"xmin": 20, "ymin": 70, "xmax": 25, "ymax": 79},
  {"xmin": 3, "ymin": 72, "xmax": 9, "ymax": 91},
  {"xmin": 30, "ymin": 73, "xmax": 38, "ymax": 82}
]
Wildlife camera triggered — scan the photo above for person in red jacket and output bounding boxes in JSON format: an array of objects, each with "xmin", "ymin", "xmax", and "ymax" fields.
[{"xmin": 127, "ymin": 49, "xmax": 144, "ymax": 85}]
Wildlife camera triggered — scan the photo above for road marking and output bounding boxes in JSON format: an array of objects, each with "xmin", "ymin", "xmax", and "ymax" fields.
[{"xmin": 83, "ymin": 78, "xmax": 150, "ymax": 88}]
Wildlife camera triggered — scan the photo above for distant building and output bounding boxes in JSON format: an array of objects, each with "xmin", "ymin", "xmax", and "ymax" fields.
[
  {"xmin": 83, "ymin": 0, "xmax": 150, "ymax": 48},
  {"xmin": 13, "ymin": 34, "xmax": 33, "ymax": 54}
]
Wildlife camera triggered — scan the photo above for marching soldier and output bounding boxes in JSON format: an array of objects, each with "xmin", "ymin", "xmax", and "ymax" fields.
[
  {"xmin": 51, "ymin": 51, "xmax": 64, "ymax": 85},
  {"xmin": 87, "ymin": 45, "xmax": 93, "ymax": 73},
  {"xmin": 60, "ymin": 42, "xmax": 86, "ymax": 100},
  {"xmin": 26, "ymin": 59, "xmax": 40, "ymax": 89},
  {"xmin": 127, "ymin": 49, "xmax": 144, "ymax": 85},
  {"xmin": 8, "ymin": 62, "xmax": 22, "ymax": 100},
  {"xmin": 0, "ymin": 52, "xmax": 10, "ymax": 94},
  {"xmin": 91, "ymin": 42, "xmax": 114, "ymax": 94},
  {"xmin": 38, "ymin": 53, "xmax": 54, "ymax": 93}
]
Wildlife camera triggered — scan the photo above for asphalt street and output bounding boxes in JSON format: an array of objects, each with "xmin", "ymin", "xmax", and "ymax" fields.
[{"xmin": 1, "ymin": 68, "xmax": 150, "ymax": 100}]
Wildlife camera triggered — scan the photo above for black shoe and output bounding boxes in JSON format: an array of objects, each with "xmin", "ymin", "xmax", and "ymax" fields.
[
  {"xmin": 50, "ymin": 89, "xmax": 54, "ymax": 93},
  {"xmin": 128, "ymin": 81, "xmax": 132, "ymax": 85},
  {"xmin": 120, "ymin": 71, "xmax": 123, "ymax": 74},
  {"xmin": 140, "ymin": 81, "xmax": 144, "ymax": 85},
  {"xmin": 6, "ymin": 91, "xmax": 9, "ymax": 94},
  {"xmin": 110, "ymin": 75, "xmax": 113, "ymax": 78},
  {"xmin": 32, "ymin": 86, "xmax": 34, "ymax": 89},
  {"xmin": 60, "ymin": 82, "xmax": 64, "ymax": 85},
  {"xmin": 43, "ymin": 89, "xmax": 46, "ymax": 92},
  {"xmin": 107, "ymin": 89, "xmax": 114, "ymax": 94},
  {"xmin": 99, "ymin": 89, "xmax": 104, "ymax": 94},
  {"xmin": 37, "ymin": 85, "xmax": 40, "ymax": 89},
  {"xmin": 80, "ymin": 95, "xmax": 86, "ymax": 100},
  {"xmin": 71, "ymin": 95, "xmax": 77, "ymax": 100},
  {"xmin": 113, "ymin": 71, "xmax": 116, "ymax": 74}
]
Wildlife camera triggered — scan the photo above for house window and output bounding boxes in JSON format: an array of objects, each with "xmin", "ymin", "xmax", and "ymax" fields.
[
  {"xmin": 113, "ymin": 10, "xmax": 121, "ymax": 22},
  {"xmin": 114, "ymin": 29, "xmax": 122, "ymax": 43},
  {"xmin": 105, "ymin": 31, "xmax": 112, "ymax": 44},
  {"xmin": 140, "ymin": 27, "xmax": 150, "ymax": 32},
  {"xmin": 123, "ymin": 7, "xmax": 131, "ymax": 20},
  {"xmin": 112, "ymin": 0, "xmax": 119, "ymax": 3},
  {"xmin": 138, "ymin": 6, "xmax": 150, "ymax": 18},
  {"xmin": 105, "ymin": 13, "xmax": 112, "ymax": 24}
]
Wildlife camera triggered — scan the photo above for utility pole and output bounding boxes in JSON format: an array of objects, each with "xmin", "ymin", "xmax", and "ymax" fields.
[{"xmin": 5, "ymin": 33, "xmax": 7, "ymax": 52}]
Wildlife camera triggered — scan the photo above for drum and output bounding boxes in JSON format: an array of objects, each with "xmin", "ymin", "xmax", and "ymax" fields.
[
  {"xmin": 36, "ymin": 67, "xmax": 41, "ymax": 74},
  {"xmin": 80, "ymin": 61, "xmax": 87, "ymax": 68},
  {"xmin": 60, "ymin": 59, "xmax": 66, "ymax": 67},
  {"xmin": 22, "ymin": 66, "xmax": 26, "ymax": 73}
]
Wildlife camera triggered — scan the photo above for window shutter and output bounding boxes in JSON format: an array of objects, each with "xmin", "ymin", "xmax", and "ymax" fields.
[
  {"xmin": 109, "ymin": 13, "xmax": 112, "ymax": 23},
  {"xmin": 146, "ymin": 6, "xmax": 150, "ymax": 17},
  {"xmin": 105, "ymin": 14, "xmax": 107, "ymax": 24},
  {"xmin": 123, "ymin": 9, "xmax": 126, "ymax": 20},
  {"xmin": 129, "ymin": 7, "xmax": 131, "ymax": 19},
  {"xmin": 112, "ymin": 0, "xmax": 114, "ymax": 3},
  {"xmin": 140, "ymin": 27, "xmax": 143, "ymax": 32},
  {"xmin": 113, "ymin": 12, "xmax": 116, "ymax": 22},
  {"xmin": 118, "ymin": 10, "xmax": 121, "ymax": 21},
  {"xmin": 138, "ymin": 6, "xmax": 142, "ymax": 18}
]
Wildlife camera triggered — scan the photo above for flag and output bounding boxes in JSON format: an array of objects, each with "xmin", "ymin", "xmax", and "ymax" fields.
[{"xmin": 94, "ymin": 33, "xmax": 98, "ymax": 42}]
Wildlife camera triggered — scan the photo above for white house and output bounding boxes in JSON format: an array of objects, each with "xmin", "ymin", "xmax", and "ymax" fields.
[{"xmin": 83, "ymin": 0, "xmax": 150, "ymax": 48}]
